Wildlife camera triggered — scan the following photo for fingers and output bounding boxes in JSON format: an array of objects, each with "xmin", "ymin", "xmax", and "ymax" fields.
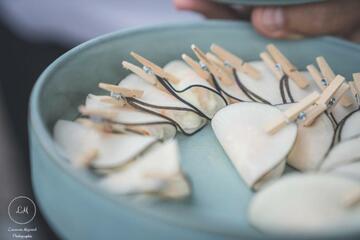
[
  {"xmin": 251, "ymin": 0, "xmax": 360, "ymax": 40},
  {"xmin": 251, "ymin": 7, "xmax": 288, "ymax": 39},
  {"xmin": 174, "ymin": 0, "xmax": 360, "ymax": 42},
  {"xmin": 173, "ymin": 0, "xmax": 242, "ymax": 19}
]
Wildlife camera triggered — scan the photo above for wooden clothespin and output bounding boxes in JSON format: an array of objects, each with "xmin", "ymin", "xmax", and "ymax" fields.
[
  {"xmin": 308, "ymin": 61, "xmax": 352, "ymax": 109},
  {"xmin": 306, "ymin": 64, "xmax": 327, "ymax": 90},
  {"xmin": 181, "ymin": 54, "xmax": 211, "ymax": 81},
  {"xmin": 76, "ymin": 118, "xmax": 114, "ymax": 133},
  {"xmin": 74, "ymin": 148, "xmax": 98, "ymax": 168},
  {"xmin": 122, "ymin": 61, "xmax": 157, "ymax": 85},
  {"xmin": 353, "ymin": 73, "xmax": 360, "ymax": 90},
  {"xmin": 78, "ymin": 105, "xmax": 118, "ymax": 120},
  {"xmin": 78, "ymin": 116, "xmax": 150, "ymax": 136},
  {"xmin": 260, "ymin": 52, "xmax": 283, "ymax": 81},
  {"xmin": 331, "ymin": 84, "xmax": 351, "ymax": 107},
  {"xmin": 98, "ymin": 82, "xmax": 143, "ymax": 98},
  {"xmin": 210, "ymin": 44, "xmax": 261, "ymax": 80},
  {"xmin": 265, "ymin": 92, "xmax": 320, "ymax": 134},
  {"xmin": 205, "ymin": 52, "xmax": 233, "ymax": 77},
  {"xmin": 130, "ymin": 52, "xmax": 180, "ymax": 84},
  {"xmin": 122, "ymin": 61, "xmax": 169, "ymax": 93},
  {"xmin": 98, "ymin": 96, "xmax": 126, "ymax": 107},
  {"xmin": 303, "ymin": 75, "xmax": 346, "ymax": 126},
  {"xmin": 266, "ymin": 44, "xmax": 309, "ymax": 88},
  {"xmin": 127, "ymin": 126, "xmax": 152, "ymax": 136},
  {"xmin": 350, "ymin": 73, "xmax": 360, "ymax": 105},
  {"xmin": 88, "ymin": 95, "xmax": 126, "ymax": 107},
  {"xmin": 206, "ymin": 52, "xmax": 226, "ymax": 67},
  {"xmin": 110, "ymin": 124, "xmax": 150, "ymax": 136},
  {"xmin": 316, "ymin": 57, "xmax": 353, "ymax": 107},
  {"xmin": 343, "ymin": 188, "xmax": 360, "ymax": 208},
  {"xmin": 316, "ymin": 57, "xmax": 335, "ymax": 83},
  {"xmin": 191, "ymin": 44, "xmax": 233, "ymax": 85}
]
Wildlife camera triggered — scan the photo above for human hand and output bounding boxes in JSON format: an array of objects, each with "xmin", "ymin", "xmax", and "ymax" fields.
[{"xmin": 173, "ymin": 0, "xmax": 360, "ymax": 42}]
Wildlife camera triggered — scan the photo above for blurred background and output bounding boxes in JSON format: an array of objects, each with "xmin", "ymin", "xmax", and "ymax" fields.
[{"xmin": 0, "ymin": 1, "xmax": 201, "ymax": 239}]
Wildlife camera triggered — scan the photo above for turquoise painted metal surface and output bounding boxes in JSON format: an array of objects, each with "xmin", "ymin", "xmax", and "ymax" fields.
[{"xmin": 29, "ymin": 20, "xmax": 360, "ymax": 240}]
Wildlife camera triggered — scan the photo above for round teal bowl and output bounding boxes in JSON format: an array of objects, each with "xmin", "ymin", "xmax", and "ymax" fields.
[{"xmin": 29, "ymin": 21, "xmax": 360, "ymax": 240}]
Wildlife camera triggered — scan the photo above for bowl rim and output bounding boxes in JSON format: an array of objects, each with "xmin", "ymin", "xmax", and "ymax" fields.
[{"xmin": 29, "ymin": 20, "xmax": 360, "ymax": 238}]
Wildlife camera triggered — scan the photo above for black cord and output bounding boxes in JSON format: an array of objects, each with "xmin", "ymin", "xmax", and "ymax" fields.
[
  {"xmin": 126, "ymin": 96, "xmax": 202, "ymax": 113},
  {"xmin": 126, "ymin": 98, "xmax": 206, "ymax": 136},
  {"xmin": 232, "ymin": 68, "xmax": 271, "ymax": 105},
  {"xmin": 279, "ymin": 75, "xmax": 287, "ymax": 104},
  {"xmin": 329, "ymin": 112, "xmax": 338, "ymax": 126},
  {"xmin": 279, "ymin": 74, "xmax": 295, "ymax": 104},
  {"xmin": 156, "ymin": 76, "xmax": 210, "ymax": 120},
  {"xmin": 284, "ymin": 76, "xmax": 295, "ymax": 103},
  {"xmin": 324, "ymin": 112, "xmax": 339, "ymax": 155},
  {"xmin": 335, "ymin": 108, "xmax": 360, "ymax": 142},
  {"xmin": 156, "ymin": 76, "xmax": 228, "ymax": 120},
  {"xmin": 160, "ymin": 77, "xmax": 228, "ymax": 106},
  {"xmin": 209, "ymin": 73, "xmax": 244, "ymax": 103}
]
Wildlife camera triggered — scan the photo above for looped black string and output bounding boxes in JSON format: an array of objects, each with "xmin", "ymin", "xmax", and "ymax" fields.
[
  {"xmin": 284, "ymin": 76, "xmax": 295, "ymax": 103},
  {"xmin": 156, "ymin": 76, "xmax": 228, "ymax": 120},
  {"xmin": 232, "ymin": 68, "xmax": 271, "ymax": 105},
  {"xmin": 329, "ymin": 112, "xmax": 338, "ymax": 126},
  {"xmin": 105, "ymin": 118, "xmax": 176, "ymax": 128},
  {"xmin": 335, "ymin": 108, "xmax": 360, "ymax": 142},
  {"xmin": 159, "ymin": 78, "xmax": 227, "ymax": 105},
  {"xmin": 279, "ymin": 75, "xmax": 287, "ymax": 104},
  {"xmin": 324, "ymin": 108, "xmax": 360, "ymax": 159},
  {"xmin": 155, "ymin": 76, "xmax": 210, "ymax": 120},
  {"xmin": 126, "ymin": 98, "xmax": 206, "ymax": 136},
  {"xmin": 124, "ymin": 97, "xmax": 202, "ymax": 115},
  {"xmin": 279, "ymin": 74, "xmax": 295, "ymax": 104},
  {"xmin": 209, "ymin": 73, "xmax": 244, "ymax": 103}
]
